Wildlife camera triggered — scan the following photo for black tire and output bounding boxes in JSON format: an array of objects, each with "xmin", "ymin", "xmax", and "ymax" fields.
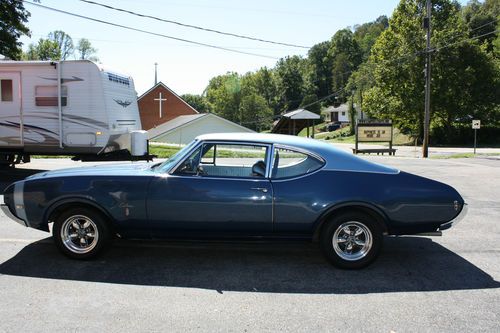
[
  {"xmin": 52, "ymin": 207, "xmax": 111, "ymax": 259},
  {"xmin": 320, "ymin": 211, "xmax": 383, "ymax": 269}
]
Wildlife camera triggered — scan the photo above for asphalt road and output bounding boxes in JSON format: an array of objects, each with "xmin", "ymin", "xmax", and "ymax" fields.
[{"xmin": 0, "ymin": 156, "xmax": 499, "ymax": 332}]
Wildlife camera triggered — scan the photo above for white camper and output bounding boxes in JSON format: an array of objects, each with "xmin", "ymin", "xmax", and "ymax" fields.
[{"xmin": 0, "ymin": 60, "xmax": 148, "ymax": 165}]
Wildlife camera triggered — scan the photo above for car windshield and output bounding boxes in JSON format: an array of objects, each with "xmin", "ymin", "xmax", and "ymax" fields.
[{"xmin": 152, "ymin": 139, "xmax": 199, "ymax": 172}]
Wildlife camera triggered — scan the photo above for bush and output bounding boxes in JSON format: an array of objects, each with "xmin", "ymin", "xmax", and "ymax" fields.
[{"xmin": 431, "ymin": 125, "xmax": 500, "ymax": 145}]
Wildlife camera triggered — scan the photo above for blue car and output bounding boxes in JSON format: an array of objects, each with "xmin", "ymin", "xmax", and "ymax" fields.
[{"xmin": 1, "ymin": 133, "xmax": 467, "ymax": 269}]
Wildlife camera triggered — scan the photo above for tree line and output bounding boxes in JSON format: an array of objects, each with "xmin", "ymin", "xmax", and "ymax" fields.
[{"xmin": 181, "ymin": 0, "xmax": 499, "ymax": 143}]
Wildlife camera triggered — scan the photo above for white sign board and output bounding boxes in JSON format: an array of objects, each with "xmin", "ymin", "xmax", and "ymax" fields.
[
  {"xmin": 357, "ymin": 126, "xmax": 392, "ymax": 142},
  {"xmin": 472, "ymin": 120, "xmax": 481, "ymax": 129}
]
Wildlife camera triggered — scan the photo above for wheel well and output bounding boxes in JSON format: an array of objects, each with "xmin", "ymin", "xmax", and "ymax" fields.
[
  {"xmin": 46, "ymin": 201, "xmax": 114, "ymax": 230},
  {"xmin": 313, "ymin": 205, "xmax": 389, "ymax": 241}
]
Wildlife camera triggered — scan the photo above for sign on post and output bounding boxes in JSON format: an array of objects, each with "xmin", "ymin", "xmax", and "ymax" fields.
[
  {"xmin": 354, "ymin": 120, "xmax": 395, "ymax": 155},
  {"xmin": 472, "ymin": 120, "xmax": 480, "ymax": 154}
]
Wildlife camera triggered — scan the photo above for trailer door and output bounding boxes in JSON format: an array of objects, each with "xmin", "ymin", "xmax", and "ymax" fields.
[{"xmin": 0, "ymin": 72, "xmax": 22, "ymax": 146}]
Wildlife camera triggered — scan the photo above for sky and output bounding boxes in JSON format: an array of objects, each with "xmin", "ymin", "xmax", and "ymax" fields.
[{"xmin": 19, "ymin": 0, "xmax": 469, "ymax": 96}]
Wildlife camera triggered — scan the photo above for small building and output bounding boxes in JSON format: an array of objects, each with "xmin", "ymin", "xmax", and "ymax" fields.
[
  {"xmin": 323, "ymin": 103, "xmax": 366, "ymax": 124},
  {"xmin": 148, "ymin": 113, "xmax": 254, "ymax": 145},
  {"xmin": 323, "ymin": 104, "xmax": 349, "ymax": 123},
  {"xmin": 137, "ymin": 82, "xmax": 198, "ymax": 130},
  {"xmin": 271, "ymin": 109, "xmax": 320, "ymax": 137}
]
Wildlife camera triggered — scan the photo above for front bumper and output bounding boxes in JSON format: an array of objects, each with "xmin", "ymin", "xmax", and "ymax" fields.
[
  {"xmin": 439, "ymin": 202, "xmax": 468, "ymax": 231},
  {"xmin": 1, "ymin": 203, "xmax": 28, "ymax": 227}
]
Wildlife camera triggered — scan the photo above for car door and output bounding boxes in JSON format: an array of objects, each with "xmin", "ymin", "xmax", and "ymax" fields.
[
  {"xmin": 147, "ymin": 141, "xmax": 273, "ymax": 237},
  {"xmin": 270, "ymin": 146, "xmax": 326, "ymax": 234}
]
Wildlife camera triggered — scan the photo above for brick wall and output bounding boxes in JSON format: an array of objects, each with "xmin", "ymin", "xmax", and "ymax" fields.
[{"xmin": 138, "ymin": 84, "xmax": 198, "ymax": 130}]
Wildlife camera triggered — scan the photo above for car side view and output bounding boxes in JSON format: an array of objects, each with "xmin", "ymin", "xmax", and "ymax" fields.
[{"xmin": 1, "ymin": 133, "xmax": 467, "ymax": 269}]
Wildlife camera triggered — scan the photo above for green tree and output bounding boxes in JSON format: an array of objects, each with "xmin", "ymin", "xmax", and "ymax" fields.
[
  {"xmin": 462, "ymin": 0, "xmax": 499, "ymax": 53},
  {"xmin": 77, "ymin": 38, "xmax": 98, "ymax": 61},
  {"xmin": 0, "ymin": 0, "xmax": 30, "ymax": 59},
  {"xmin": 363, "ymin": 0, "xmax": 499, "ymax": 140},
  {"xmin": 205, "ymin": 72, "xmax": 242, "ymax": 123},
  {"xmin": 274, "ymin": 55, "xmax": 307, "ymax": 113},
  {"xmin": 354, "ymin": 15, "xmax": 389, "ymax": 61},
  {"xmin": 328, "ymin": 29, "xmax": 362, "ymax": 103},
  {"xmin": 299, "ymin": 94, "xmax": 321, "ymax": 114},
  {"xmin": 303, "ymin": 41, "xmax": 333, "ymax": 101},
  {"xmin": 181, "ymin": 94, "xmax": 210, "ymax": 113},
  {"xmin": 23, "ymin": 38, "xmax": 61, "ymax": 60},
  {"xmin": 48, "ymin": 30, "xmax": 74, "ymax": 60},
  {"xmin": 239, "ymin": 93, "xmax": 273, "ymax": 131}
]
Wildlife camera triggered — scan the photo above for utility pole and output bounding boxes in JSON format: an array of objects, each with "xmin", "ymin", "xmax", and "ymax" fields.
[
  {"xmin": 422, "ymin": 0, "xmax": 432, "ymax": 158},
  {"xmin": 154, "ymin": 62, "xmax": 158, "ymax": 85}
]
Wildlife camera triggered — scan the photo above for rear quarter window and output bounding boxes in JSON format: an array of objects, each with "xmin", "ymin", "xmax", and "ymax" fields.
[{"xmin": 272, "ymin": 147, "xmax": 324, "ymax": 179}]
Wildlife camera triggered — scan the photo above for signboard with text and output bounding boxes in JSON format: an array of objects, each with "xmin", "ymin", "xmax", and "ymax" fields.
[
  {"xmin": 354, "ymin": 121, "xmax": 394, "ymax": 155},
  {"xmin": 357, "ymin": 126, "xmax": 393, "ymax": 142}
]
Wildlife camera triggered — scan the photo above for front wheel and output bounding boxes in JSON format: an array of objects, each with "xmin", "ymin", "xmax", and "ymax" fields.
[
  {"xmin": 320, "ymin": 212, "xmax": 383, "ymax": 269},
  {"xmin": 52, "ymin": 207, "xmax": 111, "ymax": 259}
]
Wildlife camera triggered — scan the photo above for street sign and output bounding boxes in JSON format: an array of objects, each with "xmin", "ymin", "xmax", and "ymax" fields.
[{"xmin": 472, "ymin": 120, "xmax": 481, "ymax": 129}]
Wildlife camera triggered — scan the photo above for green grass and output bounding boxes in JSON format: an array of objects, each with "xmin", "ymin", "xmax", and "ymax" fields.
[
  {"xmin": 148, "ymin": 145, "xmax": 182, "ymax": 158},
  {"xmin": 430, "ymin": 152, "xmax": 500, "ymax": 159}
]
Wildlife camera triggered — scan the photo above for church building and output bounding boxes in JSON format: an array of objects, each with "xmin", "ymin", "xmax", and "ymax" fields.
[{"xmin": 137, "ymin": 81, "xmax": 198, "ymax": 130}]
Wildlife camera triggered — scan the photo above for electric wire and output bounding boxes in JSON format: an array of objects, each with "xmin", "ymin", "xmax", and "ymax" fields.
[
  {"xmin": 78, "ymin": 0, "xmax": 310, "ymax": 49},
  {"xmin": 24, "ymin": 1, "xmax": 280, "ymax": 59}
]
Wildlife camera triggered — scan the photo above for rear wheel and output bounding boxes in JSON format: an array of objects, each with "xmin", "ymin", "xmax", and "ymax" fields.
[
  {"xmin": 320, "ymin": 212, "xmax": 383, "ymax": 269},
  {"xmin": 52, "ymin": 207, "xmax": 111, "ymax": 259}
]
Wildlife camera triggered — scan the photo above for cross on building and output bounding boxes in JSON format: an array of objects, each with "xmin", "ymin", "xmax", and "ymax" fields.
[{"xmin": 154, "ymin": 92, "xmax": 167, "ymax": 118}]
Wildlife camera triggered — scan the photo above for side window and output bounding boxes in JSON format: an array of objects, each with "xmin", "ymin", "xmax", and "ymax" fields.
[
  {"xmin": 1, "ymin": 80, "xmax": 13, "ymax": 101},
  {"xmin": 201, "ymin": 144, "xmax": 268, "ymax": 178},
  {"xmin": 35, "ymin": 85, "xmax": 68, "ymax": 106},
  {"xmin": 178, "ymin": 143, "xmax": 268, "ymax": 178},
  {"xmin": 272, "ymin": 147, "xmax": 323, "ymax": 179}
]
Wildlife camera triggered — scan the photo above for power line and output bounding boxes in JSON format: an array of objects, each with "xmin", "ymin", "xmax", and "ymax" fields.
[
  {"xmin": 24, "ymin": 1, "xmax": 280, "ymax": 60},
  {"xmin": 78, "ymin": 0, "xmax": 310, "ymax": 49},
  {"xmin": 432, "ymin": 28, "xmax": 500, "ymax": 52}
]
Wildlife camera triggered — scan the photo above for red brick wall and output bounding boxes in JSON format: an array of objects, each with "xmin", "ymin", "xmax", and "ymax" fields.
[{"xmin": 138, "ymin": 84, "xmax": 198, "ymax": 130}]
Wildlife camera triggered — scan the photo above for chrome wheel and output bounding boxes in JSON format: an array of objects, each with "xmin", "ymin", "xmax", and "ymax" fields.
[
  {"xmin": 332, "ymin": 221, "xmax": 373, "ymax": 261},
  {"xmin": 60, "ymin": 215, "xmax": 99, "ymax": 254}
]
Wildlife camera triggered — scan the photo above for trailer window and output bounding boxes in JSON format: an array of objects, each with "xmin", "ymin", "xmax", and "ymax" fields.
[
  {"xmin": 35, "ymin": 86, "xmax": 67, "ymax": 106},
  {"xmin": 1, "ymin": 80, "xmax": 13, "ymax": 101}
]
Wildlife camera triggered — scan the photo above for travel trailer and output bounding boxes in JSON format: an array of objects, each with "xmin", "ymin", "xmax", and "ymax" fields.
[{"xmin": 0, "ymin": 60, "xmax": 149, "ymax": 166}]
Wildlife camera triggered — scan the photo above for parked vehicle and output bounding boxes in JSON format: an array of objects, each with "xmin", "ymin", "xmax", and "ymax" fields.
[
  {"xmin": 0, "ymin": 60, "xmax": 148, "ymax": 166},
  {"xmin": 1, "ymin": 133, "xmax": 467, "ymax": 268},
  {"xmin": 327, "ymin": 122, "xmax": 342, "ymax": 132}
]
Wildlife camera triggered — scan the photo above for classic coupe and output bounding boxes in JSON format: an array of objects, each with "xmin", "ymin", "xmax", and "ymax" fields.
[{"xmin": 2, "ymin": 133, "xmax": 467, "ymax": 269}]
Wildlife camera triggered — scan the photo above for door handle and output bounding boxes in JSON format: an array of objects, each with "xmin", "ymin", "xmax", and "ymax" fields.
[{"xmin": 251, "ymin": 187, "xmax": 268, "ymax": 193}]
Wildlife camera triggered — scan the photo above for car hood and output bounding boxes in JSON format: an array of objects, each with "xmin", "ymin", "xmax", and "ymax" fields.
[{"xmin": 26, "ymin": 162, "xmax": 156, "ymax": 180}]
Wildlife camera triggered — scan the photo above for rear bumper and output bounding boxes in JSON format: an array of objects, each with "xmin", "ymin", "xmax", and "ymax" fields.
[
  {"xmin": 439, "ymin": 203, "xmax": 468, "ymax": 231},
  {"xmin": 1, "ymin": 203, "xmax": 28, "ymax": 227}
]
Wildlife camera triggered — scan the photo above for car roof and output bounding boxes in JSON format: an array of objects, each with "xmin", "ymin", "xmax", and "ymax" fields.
[{"xmin": 195, "ymin": 132, "xmax": 399, "ymax": 174}]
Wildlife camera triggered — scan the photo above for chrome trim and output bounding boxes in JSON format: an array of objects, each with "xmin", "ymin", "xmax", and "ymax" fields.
[
  {"xmin": 332, "ymin": 221, "xmax": 373, "ymax": 261},
  {"xmin": 415, "ymin": 231, "xmax": 442, "ymax": 237},
  {"xmin": 61, "ymin": 214, "xmax": 99, "ymax": 254},
  {"xmin": 439, "ymin": 202, "xmax": 468, "ymax": 231},
  {"xmin": 1, "ymin": 204, "xmax": 28, "ymax": 227},
  {"xmin": 273, "ymin": 144, "xmax": 326, "ymax": 165}
]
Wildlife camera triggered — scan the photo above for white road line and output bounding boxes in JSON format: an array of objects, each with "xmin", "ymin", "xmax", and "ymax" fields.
[{"xmin": 0, "ymin": 238, "xmax": 49, "ymax": 243}]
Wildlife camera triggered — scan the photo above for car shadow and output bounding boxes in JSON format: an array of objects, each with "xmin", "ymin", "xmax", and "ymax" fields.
[
  {"xmin": 0, "ymin": 167, "xmax": 46, "ymax": 192},
  {"xmin": 0, "ymin": 236, "xmax": 498, "ymax": 294}
]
